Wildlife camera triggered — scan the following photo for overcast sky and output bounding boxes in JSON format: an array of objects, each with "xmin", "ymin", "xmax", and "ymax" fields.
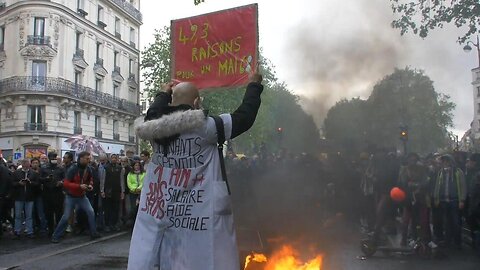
[{"xmin": 139, "ymin": 0, "xmax": 477, "ymax": 136}]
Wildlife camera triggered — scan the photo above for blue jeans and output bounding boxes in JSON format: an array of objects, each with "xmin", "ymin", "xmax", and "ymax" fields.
[
  {"xmin": 52, "ymin": 195, "xmax": 97, "ymax": 239},
  {"xmin": 14, "ymin": 200, "xmax": 34, "ymax": 235},
  {"xmin": 34, "ymin": 196, "xmax": 47, "ymax": 232}
]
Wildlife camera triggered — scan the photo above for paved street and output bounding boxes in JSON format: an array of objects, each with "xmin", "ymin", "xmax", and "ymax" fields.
[
  {"xmin": 1, "ymin": 222, "xmax": 480, "ymax": 270},
  {"xmin": 0, "ymin": 232, "xmax": 130, "ymax": 270}
]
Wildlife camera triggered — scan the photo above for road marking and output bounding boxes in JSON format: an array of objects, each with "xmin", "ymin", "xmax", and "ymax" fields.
[{"xmin": 3, "ymin": 232, "xmax": 128, "ymax": 270}]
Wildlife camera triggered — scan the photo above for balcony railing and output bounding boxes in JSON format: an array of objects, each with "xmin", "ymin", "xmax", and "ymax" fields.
[
  {"xmin": 73, "ymin": 127, "xmax": 83, "ymax": 134},
  {"xmin": 24, "ymin": 122, "xmax": 48, "ymax": 132},
  {"xmin": 77, "ymin": 8, "xmax": 88, "ymax": 17},
  {"xmin": 130, "ymin": 41, "xmax": 136, "ymax": 48},
  {"xmin": 27, "ymin": 35, "xmax": 51, "ymax": 46},
  {"xmin": 110, "ymin": 0, "xmax": 143, "ymax": 22},
  {"xmin": 113, "ymin": 66, "xmax": 121, "ymax": 74},
  {"xmin": 97, "ymin": 20, "xmax": 107, "ymax": 29},
  {"xmin": 95, "ymin": 130, "xmax": 103, "ymax": 138},
  {"xmin": 96, "ymin": 58, "xmax": 104, "ymax": 66},
  {"xmin": 74, "ymin": 48, "xmax": 84, "ymax": 58},
  {"xmin": 0, "ymin": 76, "xmax": 140, "ymax": 115},
  {"xmin": 0, "ymin": 43, "xmax": 4, "ymax": 51},
  {"xmin": 115, "ymin": 31, "xmax": 121, "ymax": 39},
  {"xmin": 129, "ymin": 136, "xmax": 135, "ymax": 143},
  {"xmin": 113, "ymin": 133, "xmax": 120, "ymax": 141},
  {"xmin": 128, "ymin": 73, "xmax": 135, "ymax": 81}
]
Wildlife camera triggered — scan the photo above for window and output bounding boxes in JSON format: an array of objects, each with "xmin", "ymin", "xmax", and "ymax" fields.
[
  {"xmin": 74, "ymin": 111, "xmax": 81, "ymax": 128},
  {"xmin": 95, "ymin": 78, "xmax": 102, "ymax": 92},
  {"xmin": 130, "ymin": 27, "xmax": 135, "ymax": 45},
  {"xmin": 32, "ymin": 61, "xmax": 46, "ymax": 86},
  {"xmin": 141, "ymin": 101, "xmax": 146, "ymax": 111},
  {"xmin": 113, "ymin": 85, "xmax": 119, "ymax": 98},
  {"xmin": 75, "ymin": 32, "xmax": 82, "ymax": 50},
  {"xmin": 97, "ymin": 6, "xmax": 104, "ymax": 22},
  {"xmin": 28, "ymin": 105, "xmax": 44, "ymax": 124},
  {"xmin": 115, "ymin": 17, "xmax": 121, "ymax": 35},
  {"xmin": 129, "ymin": 123, "xmax": 134, "ymax": 141},
  {"xmin": 74, "ymin": 71, "xmax": 82, "ymax": 87},
  {"xmin": 95, "ymin": 116, "xmax": 101, "ymax": 130},
  {"xmin": 96, "ymin": 42, "xmax": 102, "ymax": 60},
  {"xmin": 34, "ymin": 17, "xmax": 45, "ymax": 37},
  {"xmin": 129, "ymin": 59, "xmax": 133, "ymax": 74},
  {"xmin": 0, "ymin": 26, "xmax": 5, "ymax": 50},
  {"xmin": 114, "ymin": 51, "xmax": 119, "ymax": 67},
  {"xmin": 77, "ymin": 0, "xmax": 84, "ymax": 10},
  {"xmin": 113, "ymin": 120, "xmax": 119, "ymax": 139},
  {"xmin": 95, "ymin": 116, "xmax": 102, "ymax": 137}
]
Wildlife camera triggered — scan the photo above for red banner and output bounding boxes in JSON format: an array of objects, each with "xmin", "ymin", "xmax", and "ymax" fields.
[{"xmin": 171, "ymin": 4, "xmax": 258, "ymax": 90}]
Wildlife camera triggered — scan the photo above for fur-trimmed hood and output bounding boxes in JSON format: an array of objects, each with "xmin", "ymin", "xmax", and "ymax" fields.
[{"xmin": 135, "ymin": 109, "xmax": 206, "ymax": 141}]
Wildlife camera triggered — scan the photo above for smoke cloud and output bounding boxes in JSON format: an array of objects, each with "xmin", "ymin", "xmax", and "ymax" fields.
[{"xmin": 282, "ymin": 0, "xmax": 473, "ymax": 132}]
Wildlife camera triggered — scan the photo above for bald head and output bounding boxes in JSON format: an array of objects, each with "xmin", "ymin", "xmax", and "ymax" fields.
[{"xmin": 171, "ymin": 82, "xmax": 199, "ymax": 107}]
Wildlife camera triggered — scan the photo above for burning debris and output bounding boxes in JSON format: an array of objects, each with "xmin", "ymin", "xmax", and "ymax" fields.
[{"xmin": 244, "ymin": 245, "xmax": 323, "ymax": 270}]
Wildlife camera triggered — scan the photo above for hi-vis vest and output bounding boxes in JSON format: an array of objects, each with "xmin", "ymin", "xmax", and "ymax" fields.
[{"xmin": 434, "ymin": 168, "xmax": 464, "ymax": 205}]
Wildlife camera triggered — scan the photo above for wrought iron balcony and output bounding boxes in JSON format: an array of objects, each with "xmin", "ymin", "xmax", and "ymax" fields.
[
  {"xmin": 113, "ymin": 133, "xmax": 120, "ymax": 141},
  {"xmin": 128, "ymin": 73, "xmax": 135, "ymax": 81},
  {"xmin": 97, "ymin": 20, "xmax": 107, "ymax": 29},
  {"xmin": 113, "ymin": 66, "xmax": 121, "ymax": 74},
  {"xmin": 95, "ymin": 130, "xmax": 103, "ymax": 138},
  {"xmin": 27, "ymin": 35, "xmax": 51, "ymax": 46},
  {"xmin": 0, "ymin": 76, "xmax": 140, "ymax": 115},
  {"xmin": 77, "ymin": 8, "xmax": 88, "ymax": 17},
  {"xmin": 24, "ymin": 122, "xmax": 48, "ymax": 132},
  {"xmin": 110, "ymin": 0, "xmax": 143, "ymax": 22},
  {"xmin": 130, "ymin": 41, "xmax": 136, "ymax": 48},
  {"xmin": 73, "ymin": 127, "xmax": 83, "ymax": 134},
  {"xmin": 115, "ymin": 31, "xmax": 121, "ymax": 39},
  {"xmin": 74, "ymin": 48, "xmax": 84, "ymax": 58},
  {"xmin": 129, "ymin": 136, "xmax": 135, "ymax": 143},
  {"xmin": 96, "ymin": 58, "xmax": 104, "ymax": 66}
]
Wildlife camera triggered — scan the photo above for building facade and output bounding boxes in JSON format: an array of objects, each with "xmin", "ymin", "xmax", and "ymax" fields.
[
  {"xmin": 472, "ymin": 67, "xmax": 480, "ymax": 138},
  {"xmin": 0, "ymin": 0, "xmax": 142, "ymax": 161}
]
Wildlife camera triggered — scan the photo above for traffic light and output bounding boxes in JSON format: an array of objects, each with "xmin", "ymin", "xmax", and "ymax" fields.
[{"xmin": 400, "ymin": 127, "xmax": 408, "ymax": 141}]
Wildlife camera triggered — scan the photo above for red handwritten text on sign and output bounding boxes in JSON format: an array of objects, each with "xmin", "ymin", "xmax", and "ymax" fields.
[{"xmin": 171, "ymin": 4, "xmax": 258, "ymax": 89}]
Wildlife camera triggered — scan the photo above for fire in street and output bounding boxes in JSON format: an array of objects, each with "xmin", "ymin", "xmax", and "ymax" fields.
[{"xmin": 244, "ymin": 245, "xmax": 323, "ymax": 270}]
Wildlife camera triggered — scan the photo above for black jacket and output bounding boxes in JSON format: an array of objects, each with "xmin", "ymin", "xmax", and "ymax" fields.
[
  {"xmin": 40, "ymin": 163, "xmax": 65, "ymax": 197},
  {"xmin": 0, "ymin": 165, "xmax": 12, "ymax": 198},
  {"xmin": 11, "ymin": 169, "xmax": 40, "ymax": 201},
  {"xmin": 103, "ymin": 163, "xmax": 124, "ymax": 199}
]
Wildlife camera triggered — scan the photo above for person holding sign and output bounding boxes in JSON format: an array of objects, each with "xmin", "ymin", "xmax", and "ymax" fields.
[{"xmin": 129, "ymin": 72, "xmax": 263, "ymax": 270}]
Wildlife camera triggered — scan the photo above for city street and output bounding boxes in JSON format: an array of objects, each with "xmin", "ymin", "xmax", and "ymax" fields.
[{"xmin": 1, "ymin": 223, "xmax": 480, "ymax": 270}]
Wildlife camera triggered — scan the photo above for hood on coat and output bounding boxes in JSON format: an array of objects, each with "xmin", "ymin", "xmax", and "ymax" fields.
[{"xmin": 135, "ymin": 109, "xmax": 206, "ymax": 141}]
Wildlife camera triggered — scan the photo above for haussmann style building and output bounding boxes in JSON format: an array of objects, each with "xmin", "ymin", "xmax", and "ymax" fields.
[{"xmin": 0, "ymin": 0, "xmax": 142, "ymax": 161}]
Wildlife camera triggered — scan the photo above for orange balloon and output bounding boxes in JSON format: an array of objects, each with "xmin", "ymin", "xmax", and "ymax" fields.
[{"xmin": 390, "ymin": 187, "xmax": 406, "ymax": 202}]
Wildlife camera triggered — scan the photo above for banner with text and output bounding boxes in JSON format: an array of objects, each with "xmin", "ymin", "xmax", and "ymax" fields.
[{"xmin": 171, "ymin": 4, "xmax": 258, "ymax": 89}]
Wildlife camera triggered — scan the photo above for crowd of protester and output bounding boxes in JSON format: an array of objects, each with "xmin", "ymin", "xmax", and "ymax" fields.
[
  {"xmin": 225, "ymin": 146, "xmax": 480, "ymax": 257},
  {"xmin": 0, "ymin": 149, "xmax": 149, "ymax": 243},
  {"xmin": 2, "ymin": 144, "xmax": 480, "ymax": 258},
  {"xmin": 356, "ymin": 150, "xmax": 480, "ymax": 254}
]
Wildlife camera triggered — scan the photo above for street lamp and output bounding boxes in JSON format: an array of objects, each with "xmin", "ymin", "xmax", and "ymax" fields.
[{"xmin": 463, "ymin": 35, "xmax": 480, "ymax": 68}]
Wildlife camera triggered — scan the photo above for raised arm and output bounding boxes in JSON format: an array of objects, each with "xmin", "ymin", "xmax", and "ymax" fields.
[{"xmin": 230, "ymin": 74, "xmax": 264, "ymax": 139}]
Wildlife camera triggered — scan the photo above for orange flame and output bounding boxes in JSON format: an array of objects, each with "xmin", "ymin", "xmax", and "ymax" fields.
[
  {"xmin": 244, "ymin": 245, "xmax": 322, "ymax": 270},
  {"xmin": 244, "ymin": 253, "xmax": 268, "ymax": 269}
]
